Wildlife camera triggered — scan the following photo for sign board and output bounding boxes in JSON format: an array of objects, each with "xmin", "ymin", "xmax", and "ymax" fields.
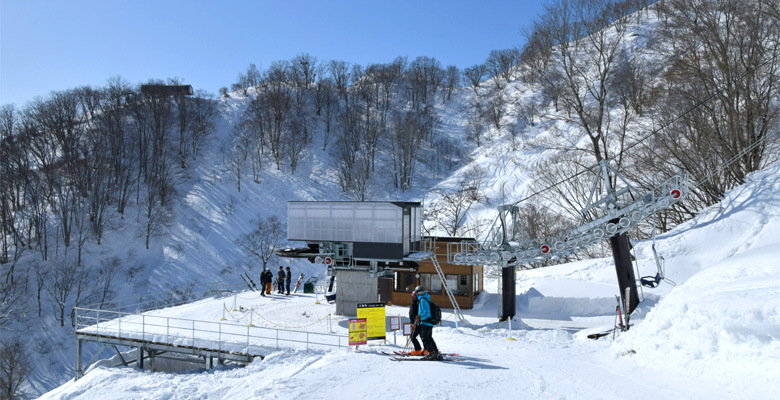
[
  {"xmin": 402, "ymin": 322, "xmax": 413, "ymax": 336},
  {"xmin": 357, "ymin": 302, "xmax": 386, "ymax": 340},
  {"xmin": 389, "ymin": 316, "xmax": 400, "ymax": 331},
  {"xmin": 349, "ymin": 318, "xmax": 368, "ymax": 346}
]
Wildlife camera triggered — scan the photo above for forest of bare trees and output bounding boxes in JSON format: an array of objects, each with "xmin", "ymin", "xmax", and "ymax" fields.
[
  {"xmin": 227, "ymin": 53, "xmax": 460, "ymax": 200},
  {"xmin": 0, "ymin": 79, "xmax": 219, "ymax": 328},
  {"xmin": 518, "ymin": 0, "xmax": 779, "ymax": 237}
]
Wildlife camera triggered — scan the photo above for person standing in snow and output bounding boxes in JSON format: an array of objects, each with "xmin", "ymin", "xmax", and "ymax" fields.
[
  {"xmin": 414, "ymin": 286, "xmax": 441, "ymax": 359},
  {"xmin": 264, "ymin": 269, "xmax": 273, "ymax": 294},
  {"xmin": 277, "ymin": 266, "xmax": 286, "ymax": 294},
  {"xmin": 259, "ymin": 268, "xmax": 267, "ymax": 297},
  {"xmin": 285, "ymin": 267, "xmax": 292, "ymax": 295},
  {"xmin": 408, "ymin": 290, "xmax": 423, "ymax": 355}
]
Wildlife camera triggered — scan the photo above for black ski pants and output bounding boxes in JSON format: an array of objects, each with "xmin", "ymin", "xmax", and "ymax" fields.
[
  {"xmin": 410, "ymin": 324, "xmax": 422, "ymax": 351},
  {"xmin": 420, "ymin": 324, "xmax": 438, "ymax": 354}
]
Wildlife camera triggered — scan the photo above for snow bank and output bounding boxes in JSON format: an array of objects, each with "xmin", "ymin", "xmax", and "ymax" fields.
[{"xmin": 612, "ymin": 162, "xmax": 780, "ymax": 399}]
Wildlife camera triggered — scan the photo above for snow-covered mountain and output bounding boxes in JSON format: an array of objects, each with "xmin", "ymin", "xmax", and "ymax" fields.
[{"xmin": 6, "ymin": 3, "xmax": 780, "ymax": 398}]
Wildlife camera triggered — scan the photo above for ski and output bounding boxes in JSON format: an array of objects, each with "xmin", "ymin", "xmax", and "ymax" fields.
[
  {"xmin": 389, "ymin": 356, "xmax": 464, "ymax": 362},
  {"xmin": 293, "ymin": 273, "xmax": 304, "ymax": 293},
  {"xmin": 384, "ymin": 351, "xmax": 460, "ymax": 357},
  {"xmin": 244, "ymin": 273, "xmax": 259, "ymax": 291},
  {"xmin": 239, "ymin": 274, "xmax": 255, "ymax": 292},
  {"xmin": 587, "ymin": 330, "xmax": 613, "ymax": 340}
]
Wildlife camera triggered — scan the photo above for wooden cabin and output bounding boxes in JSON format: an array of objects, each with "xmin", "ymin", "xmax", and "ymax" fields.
[{"xmin": 390, "ymin": 236, "xmax": 483, "ymax": 309}]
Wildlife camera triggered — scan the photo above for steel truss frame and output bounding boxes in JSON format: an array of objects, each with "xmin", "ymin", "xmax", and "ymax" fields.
[{"xmin": 445, "ymin": 161, "xmax": 689, "ymax": 266}]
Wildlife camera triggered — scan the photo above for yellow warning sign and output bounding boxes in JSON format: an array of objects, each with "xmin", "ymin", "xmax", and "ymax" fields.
[{"xmin": 357, "ymin": 302, "xmax": 386, "ymax": 340}]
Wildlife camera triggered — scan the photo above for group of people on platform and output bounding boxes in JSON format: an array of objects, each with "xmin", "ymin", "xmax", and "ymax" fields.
[{"xmin": 259, "ymin": 266, "xmax": 292, "ymax": 296}]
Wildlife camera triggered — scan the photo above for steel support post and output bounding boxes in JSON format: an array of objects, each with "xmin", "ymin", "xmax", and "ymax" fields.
[
  {"xmin": 500, "ymin": 264, "xmax": 516, "ymax": 321},
  {"xmin": 137, "ymin": 347, "xmax": 144, "ymax": 370},
  {"xmin": 609, "ymin": 229, "xmax": 639, "ymax": 315},
  {"xmin": 75, "ymin": 339, "xmax": 83, "ymax": 380}
]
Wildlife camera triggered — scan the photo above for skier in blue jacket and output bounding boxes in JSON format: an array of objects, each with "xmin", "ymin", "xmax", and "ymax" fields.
[{"xmin": 414, "ymin": 286, "xmax": 441, "ymax": 360}]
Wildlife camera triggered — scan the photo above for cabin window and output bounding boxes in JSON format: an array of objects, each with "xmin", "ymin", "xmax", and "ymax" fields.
[
  {"xmin": 394, "ymin": 271, "xmax": 416, "ymax": 292},
  {"xmin": 419, "ymin": 274, "xmax": 442, "ymax": 294},
  {"xmin": 446, "ymin": 274, "xmax": 459, "ymax": 295},
  {"xmin": 458, "ymin": 274, "xmax": 469, "ymax": 296}
]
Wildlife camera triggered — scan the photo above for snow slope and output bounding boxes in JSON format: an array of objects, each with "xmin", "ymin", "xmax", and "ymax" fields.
[{"xmin": 38, "ymin": 161, "xmax": 780, "ymax": 400}]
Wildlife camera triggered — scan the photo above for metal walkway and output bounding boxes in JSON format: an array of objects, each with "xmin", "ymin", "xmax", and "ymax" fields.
[{"xmin": 73, "ymin": 306, "xmax": 348, "ymax": 379}]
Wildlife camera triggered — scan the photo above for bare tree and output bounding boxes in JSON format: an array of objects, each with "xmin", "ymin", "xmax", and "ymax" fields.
[
  {"xmin": 96, "ymin": 256, "xmax": 122, "ymax": 309},
  {"xmin": 485, "ymin": 93, "xmax": 507, "ymax": 130},
  {"xmin": 188, "ymin": 90, "xmax": 218, "ymax": 160},
  {"xmin": 390, "ymin": 111, "xmax": 423, "ymax": 191},
  {"xmin": 225, "ymin": 124, "xmax": 250, "ymax": 192},
  {"xmin": 236, "ymin": 215, "xmax": 287, "ymax": 271},
  {"xmin": 291, "ymin": 53, "xmax": 318, "ymax": 144},
  {"xmin": 285, "ymin": 119, "xmax": 307, "ymax": 174},
  {"xmin": 529, "ymin": 0, "xmax": 631, "ymax": 163},
  {"xmin": 532, "ymin": 151, "xmax": 597, "ymax": 219},
  {"xmin": 129, "ymin": 81, "xmax": 179, "ymax": 206},
  {"xmin": 261, "ymin": 62, "xmax": 293, "ymax": 169},
  {"xmin": 517, "ymin": 96, "xmax": 539, "ymax": 128},
  {"xmin": 233, "ymin": 63, "xmax": 261, "ymax": 95},
  {"xmin": 328, "ymin": 60, "xmax": 351, "ymax": 103},
  {"xmin": 44, "ymin": 257, "xmax": 88, "ymax": 326},
  {"xmin": 486, "ymin": 48, "xmax": 520, "ymax": 87},
  {"xmin": 0, "ymin": 338, "xmax": 33, "ymax": 400},
  {"xmin": 464, "ymin": 101, "xmax": 486, "ymax": 147},
  {"xmin": 406, "ymin": 56, "xmax": 444, "ymax": 110},
  {"xmin": 430, "ymin": 167, "xmax": 486, "ymax": 236},
  {"xmin": 0, "ymin": 105, "xmax": 18, "ymax": 265},
  {"xmin": 0, "ymin": 278, "xmax": 25, "ymax": 327},
  {"xmin": 463, "ymin": 64, "xmax": 486, "ymax": 93},
  {"xmin": 444, "ymin": 65, "xmax": 460, "ymax": 102},
  {"xmin": 32, "ymin": 261, "xmax": 50, "ymax": 317},
  {"xmin": 143, "ymin": 174, "xmax": 173, "ymax": 250},
  {"xmin": 653, "ymin": 0, "xmax": 780, "ymax": 204},
  {"xmin": 245, "ymin": 63, "xmax": 262, "ymax": 88},
  {"xmin": 316, "ymin": 77, "xmax": 337, "ymax": 150}
]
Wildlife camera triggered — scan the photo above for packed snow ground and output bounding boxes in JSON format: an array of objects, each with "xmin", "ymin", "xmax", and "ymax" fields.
[{"xmin": 39, "ymin": 162, "xmax": 780, "ymax": 400}]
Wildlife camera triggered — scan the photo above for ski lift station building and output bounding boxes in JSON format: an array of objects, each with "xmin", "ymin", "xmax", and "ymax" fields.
[{"xmin": 284, "ymin": 201, "xmax": 483, "ymax": 315}]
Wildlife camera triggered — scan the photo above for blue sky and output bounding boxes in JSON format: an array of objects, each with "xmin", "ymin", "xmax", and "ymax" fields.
[{"xmin": 1, "ymin": 0, "xmax": 545, "ymax": 107}]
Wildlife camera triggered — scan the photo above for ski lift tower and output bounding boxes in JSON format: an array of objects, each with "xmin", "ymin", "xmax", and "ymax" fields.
[{"xmin": 445, "ymin": 160, "xmax": 689, "ymax": 321}]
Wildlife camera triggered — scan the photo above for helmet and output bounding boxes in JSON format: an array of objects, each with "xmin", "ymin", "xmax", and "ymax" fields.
[{"xmin": 413, "ymin": 286, "xmax": 426, "ymax": 295}]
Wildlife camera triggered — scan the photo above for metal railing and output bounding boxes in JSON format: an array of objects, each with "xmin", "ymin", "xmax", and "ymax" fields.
[{"xmin": 74, "ymin": 307, "xmax": 348, "ymax": 356}]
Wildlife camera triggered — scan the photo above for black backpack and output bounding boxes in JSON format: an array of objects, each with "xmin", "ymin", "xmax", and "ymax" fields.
[{"xmin": 424, "ymin": 298, "xmax": 442, "ymax": 325}]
